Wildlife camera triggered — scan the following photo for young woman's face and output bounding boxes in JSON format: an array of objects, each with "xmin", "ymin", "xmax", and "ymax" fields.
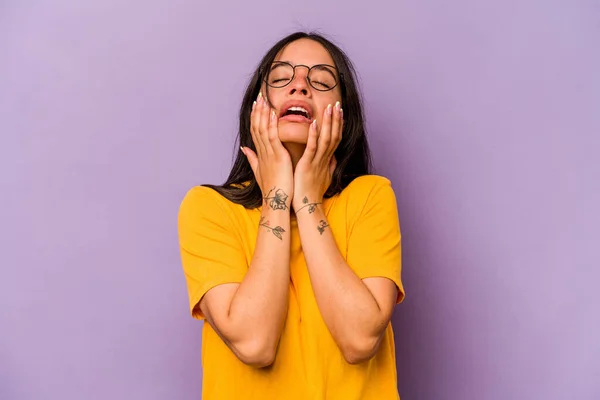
[{"xmin": 263, "ymin": 39, "xmax": 342, "ymax": 145}]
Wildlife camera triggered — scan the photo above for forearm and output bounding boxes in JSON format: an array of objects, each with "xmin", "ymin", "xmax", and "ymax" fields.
[
  {"xmin": 296, "ymin": 207, "xmax": 389, "ymax": 360},
  {"xmin": 226, "ymin": 208, "xmax": 290, "ymax": 351}
]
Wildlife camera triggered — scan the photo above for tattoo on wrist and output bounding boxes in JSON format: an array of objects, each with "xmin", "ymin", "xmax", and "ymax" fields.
[
  {"xmin": 296, "ymin": 196, "xmax": 321, "ymax": 214},
  {"xmin": 317, "ymin": 220, "xmax": 329, "ymax": 235},
  {"xmin": 264, "ymin": 187, "xmax": 289, "ymax": 211},
  {"xmin": 259, "ymin": 217, "xmax": 285, "ymax": 240}
]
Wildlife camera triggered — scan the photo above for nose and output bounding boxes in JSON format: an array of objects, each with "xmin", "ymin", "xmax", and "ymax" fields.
[{"xmin": 287, "ymin": 65, "xmax": 311, "ymax": 96}]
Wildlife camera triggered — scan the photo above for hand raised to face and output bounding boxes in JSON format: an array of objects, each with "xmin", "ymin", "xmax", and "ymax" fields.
[
  {"xmin": 292, "ymin": 101, "xmax": 343, "ymax": 213},
  {"xmin": 240, "ymin": 92, "xmax": 294, "ymax": 211}
]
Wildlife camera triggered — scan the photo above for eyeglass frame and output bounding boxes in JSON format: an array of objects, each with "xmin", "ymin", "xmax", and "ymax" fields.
[{"xmin": 261, "ymin": 61, "xmax": 344, "ymax": 92}]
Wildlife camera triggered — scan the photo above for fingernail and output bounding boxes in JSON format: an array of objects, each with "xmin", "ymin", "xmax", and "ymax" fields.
[
  {"xmin": 327, "ymin": 104, "xmax": 332, "ymax": 115},
  {"xmin": 240, "ymin": 146, "xmax": 245, "ymax": 154},
  {"xmin": 312, "ymin": 119, "xmax": 317, "ymax": 129},
  {"xmin": 252, "ymin": 101, "xmax": 256, "ymax": 111},
  {"xmin": 340, "ymin": 108, "xmax": 343, "ymax": 117},
  {"xmin": 271, "ymin": 110, "xmax": 276, "ymax": 122},
  {"xmin": 335, "ymin": 101, "xmax": 340, "ymax": 112},
  {"xmin": 258, "ymin": 92, "xmax": 263, "ymax": 103}
]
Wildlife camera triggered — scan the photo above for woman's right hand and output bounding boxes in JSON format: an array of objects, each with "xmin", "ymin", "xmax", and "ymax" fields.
[{"xmin": 241, "ymin": 92, "xmax": 294, "ymax": 211}]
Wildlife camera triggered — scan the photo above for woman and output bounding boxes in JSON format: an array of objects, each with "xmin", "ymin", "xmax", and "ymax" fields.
[{"xmin": 178, "ymin": 31, "xmax": 405, "ymax": 400}]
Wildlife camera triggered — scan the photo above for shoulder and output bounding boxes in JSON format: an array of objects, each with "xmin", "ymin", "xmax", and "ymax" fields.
[
  {"xmin": 344, "ymin": 174, "xmax": 393, "ymax": 194},
  {"xmin": 341, "ymin": 175, "xmax": 397, "ymax": 205},
  {"xmin": 178, "ymin": 186, "xmax": 237, "ymax": 225},
  {"xmin": 180, "ymin": 185, "xmax": 227, "ymax": 209},
  {"xmin": 330, "ymin": 175, "xmax": 398, "ymax": 221}
]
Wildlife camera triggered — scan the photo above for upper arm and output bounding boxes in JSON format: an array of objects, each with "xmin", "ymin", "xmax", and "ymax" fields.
[
  {"xmin": 347, "ymin": 177, "xmax": 405, "ymax": 304},
  {"xmin": 178, "ymin": 187, "xmax": 247, "ymax": 320},
  {"xmin": 199, "ymin": 283, "xmax": 273, "ymax": 367},
  {"xmin": 362, "ymin": 277, "xmax": 398, "ymax": 321},
  {"xmin": 198, "ymin": 283, "xmax": 241, "ymax": 344}
]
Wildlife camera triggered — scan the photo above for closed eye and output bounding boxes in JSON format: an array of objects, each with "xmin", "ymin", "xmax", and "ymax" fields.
[{"xmin": 311, "ymin": 80, "xmax": 332, "ymax": 90}]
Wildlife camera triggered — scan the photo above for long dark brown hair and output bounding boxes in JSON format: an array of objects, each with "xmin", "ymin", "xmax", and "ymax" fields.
[{"xmin": 205, "ymin": 32, "xmax": 372, "ymax": 208}]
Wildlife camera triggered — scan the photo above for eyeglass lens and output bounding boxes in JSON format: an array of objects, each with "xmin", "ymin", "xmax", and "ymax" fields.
[{"xmin": 266, "ymin": 63, "xmax": 338, "ymax": 91}]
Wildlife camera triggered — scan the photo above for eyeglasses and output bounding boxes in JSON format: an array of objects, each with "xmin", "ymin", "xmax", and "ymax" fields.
[{"xmin": 263, "ymin": 61, "xmax": 342, "ymax": 92}]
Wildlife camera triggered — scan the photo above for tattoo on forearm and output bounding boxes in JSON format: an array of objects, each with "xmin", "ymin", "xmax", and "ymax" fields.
[
  {"xmin": 296, "ymin": 196, "xmax": 321, "ymax": 214},
  {"xmin": 264, "ymin": 187, "xmax": 289, "ymax": 211},
  {"xmin": 317, "ymin": 220, "xmax": 329, "ymax": 235},
  {"xmin": 259, "ymin": 217, "xmax": 285, "ymax": 240}
]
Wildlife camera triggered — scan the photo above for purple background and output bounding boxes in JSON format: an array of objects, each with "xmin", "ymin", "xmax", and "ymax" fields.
[{"xmin": 1, "ymin": 1, "xmax": 599, "ymax": 399}]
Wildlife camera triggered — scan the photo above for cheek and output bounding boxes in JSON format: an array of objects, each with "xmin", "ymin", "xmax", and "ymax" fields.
[
  {"xmin": 264, "ymin": 89, "xmax": 283, "ymax": 110},
  {"xmin": 262, "ymin": 85, "xmax": 273, "ymax": 104},
  {"xmin": 316, "ymin": 96, "xmax": 341, "ymax": 118}
]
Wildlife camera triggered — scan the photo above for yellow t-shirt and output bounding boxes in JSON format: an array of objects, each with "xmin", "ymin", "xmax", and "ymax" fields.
[{"xmin": 178, "ymin": 174, "xmax": 405, "ymax": 400}]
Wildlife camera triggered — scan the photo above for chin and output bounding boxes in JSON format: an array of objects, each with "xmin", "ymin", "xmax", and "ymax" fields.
[{"xmin": 278, "ymin": 124, "xmax": 309, "ymax": 144}]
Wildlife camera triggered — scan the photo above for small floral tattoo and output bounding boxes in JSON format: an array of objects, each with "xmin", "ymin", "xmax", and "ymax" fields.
[
  {"xmin": 317, "ymin": 220, "xmax": 329, "ymax": 235},
  {"xmin": 297, "ymin": 196, "xmax": 321, "ymax": 214},
  {"xmin": 259, "ymin": 217, "xmax": 285, "ymax": 240},
  {"xmin": 264, "ymin": 187, "xmax": 289, "ymax": 211}
]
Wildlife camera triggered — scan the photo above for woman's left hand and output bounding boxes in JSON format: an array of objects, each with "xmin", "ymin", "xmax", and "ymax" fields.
[{"xmin": 292, "ymin": 101, "xmax": 343, "ymax": 212}]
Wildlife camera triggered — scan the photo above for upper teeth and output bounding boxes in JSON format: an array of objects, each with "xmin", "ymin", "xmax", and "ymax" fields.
[{"xmin": 288, "ymin": 106, "xmax": 309, "ymax": 115}]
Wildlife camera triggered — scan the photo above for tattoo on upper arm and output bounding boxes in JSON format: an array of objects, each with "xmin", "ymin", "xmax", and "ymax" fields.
[
  {"xmin": 296, "ymin": 196, "xmax": 321, "ymax": 214},
  {"xmin": 259, "ymin": 216, "xmax": 285, "ymax": 240},
  {"xmin": 317, "ymin": 220, "xmax": 329, "ymax": 235},
  {"xmin": 264, "ymin": 187, "xmax": 289, "ymax": 211}
]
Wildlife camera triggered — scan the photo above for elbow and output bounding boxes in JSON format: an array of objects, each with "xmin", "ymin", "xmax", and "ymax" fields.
[
  {"xmin": 340, "ymin": 335, "xmax": 381, "ymax": 365},
  {"xmin": 233, "ymin": 339, "xmax": 277, "ymax": 368}
]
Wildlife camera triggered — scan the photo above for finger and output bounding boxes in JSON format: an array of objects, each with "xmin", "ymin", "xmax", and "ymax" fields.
[
  {"xmin": 339, "ymin": 107, "xmax": 344, "ymax": 145},
  {"xmin": 302, "ymin": 119, "xmax": 319, "ymax": 161},
  {"xmin": 250, "ymin": 92, "xmax": 267, "ymax": 155},
  {"xmin": 241, "ymin": 146, "xmax": 260, "ymax": 179},
  {"xmin": 259, "ymin": 94, "xmax": 274, "ymax": 156},
  {"xmin": 315, "ymin": 103, "xmax": 333, "ymax": 161},
  {"xmin": 267, "ymin": 108, "xmax": 285, "ymax": 153},
  {"xmin": 327, "ymin": 101, "xmax": 342, "ymax": 159}
]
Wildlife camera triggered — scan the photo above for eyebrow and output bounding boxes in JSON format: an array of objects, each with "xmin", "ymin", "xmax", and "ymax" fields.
[{"xmin": 273, "ymin": 60, "xmax": 336, "ymax": 68}]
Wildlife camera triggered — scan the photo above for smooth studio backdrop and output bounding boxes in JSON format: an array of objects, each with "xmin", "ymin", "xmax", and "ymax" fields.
[{"xmin": 1, "ymin": 1, "xmax": 599, "ymax": 399}]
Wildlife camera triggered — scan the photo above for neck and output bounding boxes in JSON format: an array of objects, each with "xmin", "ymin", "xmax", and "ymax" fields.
[{"xmin": 283, "ymin": 143, "xmax": 307, "ymax": 171}]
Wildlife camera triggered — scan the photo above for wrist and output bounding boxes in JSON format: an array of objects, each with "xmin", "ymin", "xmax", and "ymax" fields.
[
  {"xmin": 263, "ymin": 186, "xmax": 293, "ymax": 212},
  {"xmin": 293, "ymin": 195, "xmax": 323, "ymax": 214},
  {"xmin": 295, "ymin": 204, "xmax": 329, "ymax": 234}
]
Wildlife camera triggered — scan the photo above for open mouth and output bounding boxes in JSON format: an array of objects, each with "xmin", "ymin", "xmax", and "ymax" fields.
[
  {"xmin": 281, "ymin": 106, "xmax": 311, "ymax": 119},
  {"xmin": 281, "ymin": 106, "xmax": 312, "ymax": 123}
]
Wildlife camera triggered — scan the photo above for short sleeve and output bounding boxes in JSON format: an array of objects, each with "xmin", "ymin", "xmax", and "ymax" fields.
[
  {"xmin": 178, "ymin": 186, "xmax": 248, "ymax": 319},
  {"xmin": 346, "ymin": 178, "xmax": 405, "ymax": 303}
]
